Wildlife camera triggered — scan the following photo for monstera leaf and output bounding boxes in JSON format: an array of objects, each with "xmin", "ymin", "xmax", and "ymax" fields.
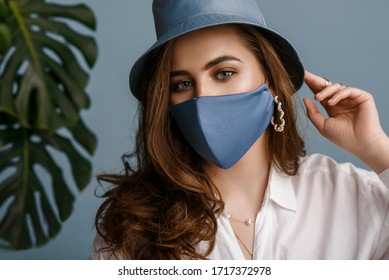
[
  {"xmin": 0, "ymin": 0, "xmax": 97, "ymax": 250},
  {"xmin": 0, "ymin": 1, "xmax": 11, "ymax": 61}
]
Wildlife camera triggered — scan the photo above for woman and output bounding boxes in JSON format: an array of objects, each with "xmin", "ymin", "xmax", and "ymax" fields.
[{"xmin": 91, "ymin": 0, "xmax": 389, "ymax": 259}]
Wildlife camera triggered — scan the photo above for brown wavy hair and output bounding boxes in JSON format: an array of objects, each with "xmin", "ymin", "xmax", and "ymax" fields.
[{"xmin": 95, "ymin": 24, "xmax": 305, "ymax": 259}]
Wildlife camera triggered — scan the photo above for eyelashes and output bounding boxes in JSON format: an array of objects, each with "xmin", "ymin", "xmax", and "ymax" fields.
[
  {"xmin": 171, "ymin": 80, "xmax": 193, "ymax": 92},
  {"xmin": 216, "ymin": 70, "xmax": 236, "ymax": 80},
  {"xmin": 170, "ymin": 70, "xmax": 237, "ymax": 93}
]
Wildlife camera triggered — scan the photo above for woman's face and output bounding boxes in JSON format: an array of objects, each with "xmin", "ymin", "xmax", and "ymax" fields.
[{"xmin": 169, "ymin": 25, "xmax": 266, "ymax": 105}]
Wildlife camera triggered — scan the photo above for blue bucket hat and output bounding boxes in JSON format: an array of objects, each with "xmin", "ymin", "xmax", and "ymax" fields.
[{"xmin": 129, "ymin": 0, "xmax": 304, "ymax": 100}]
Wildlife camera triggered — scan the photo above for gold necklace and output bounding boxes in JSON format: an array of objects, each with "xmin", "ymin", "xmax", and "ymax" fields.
[
  {"xmin": 227, "ymin": 212, "xmax": 255, "ymax": 259},
  {"xmin": 232, "ymin": 230, "xmax": 253, "ymax": 259},
  {"xmin": 227, "ymin": 213, "xmax": 255, "ymax": 226}
]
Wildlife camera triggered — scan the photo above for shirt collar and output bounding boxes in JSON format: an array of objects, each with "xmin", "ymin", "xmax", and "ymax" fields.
[{"xmin": 265, "ymin": 165, "xmax": 297, "ymax": 212}]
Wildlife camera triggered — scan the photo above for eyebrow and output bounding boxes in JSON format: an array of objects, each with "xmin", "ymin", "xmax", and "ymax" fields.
[
  {"xmin": 170, "ymin": 55, "xmax": 243, "ymax": 78},
  {"xmin": 204, "ymin": 55, "xmax": 242, "ymax": 70}
]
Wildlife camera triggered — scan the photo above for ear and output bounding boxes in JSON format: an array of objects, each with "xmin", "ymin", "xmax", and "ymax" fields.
[
  {"xmin": 267, "ymin": 84, "xmax": 276, "ymax": 97},
  {"xmin": 263, "ymin": 76, "xmax": 276, "ymax": 97}
]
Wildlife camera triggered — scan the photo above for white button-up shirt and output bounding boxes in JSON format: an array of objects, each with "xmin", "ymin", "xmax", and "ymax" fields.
[{"xmin": 90, "ymin": 154, "xmax": 389, "ymax": 259}]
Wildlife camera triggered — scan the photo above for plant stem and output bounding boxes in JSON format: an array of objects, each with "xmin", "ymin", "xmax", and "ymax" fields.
[{"xmin": 9, "ymin": 1, "xmax": 43, "ymax": 80}]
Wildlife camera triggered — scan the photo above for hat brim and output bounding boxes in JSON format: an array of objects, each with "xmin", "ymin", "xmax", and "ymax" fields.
[{"xmin": 129, "ymin": 14, "xmax": 304, "ymax": 100}]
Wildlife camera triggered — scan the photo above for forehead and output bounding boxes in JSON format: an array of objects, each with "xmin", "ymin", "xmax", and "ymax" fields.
[{"xmin": 171, "ymin": 25, "xmax": 252, "ymax": 67}]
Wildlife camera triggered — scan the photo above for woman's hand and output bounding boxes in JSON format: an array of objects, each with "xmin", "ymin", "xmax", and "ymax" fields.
[{"xmin": 303, "ymin": 70, "xmax": 389, "ymax": 173}]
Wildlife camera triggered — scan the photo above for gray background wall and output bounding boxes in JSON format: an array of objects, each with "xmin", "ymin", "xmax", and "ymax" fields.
[{"xmin": 1, "ymin": 0, "xmax": 388, "ymax": 259}]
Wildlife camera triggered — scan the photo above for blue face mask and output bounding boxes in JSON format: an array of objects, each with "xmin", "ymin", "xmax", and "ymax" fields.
[{"xmin": 170, "ymin": 84, "xmax": 274, "ymax": 169}]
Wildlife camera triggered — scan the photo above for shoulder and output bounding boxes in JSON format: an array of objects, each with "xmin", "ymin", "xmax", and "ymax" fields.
[
  {"xmin": 296, "ymin": 153, "xmax": 383, "ymax": 190},
  {"xmin": 293, "ymin": 153, "xmax": 389, "ymax": 217},
  {"xmin": 299, "ymin": 153, "xmax": 371, "ymax": 178},
  {"xmin": 270, "ymin": 154, "xmax": 389, "ymax": 259}
]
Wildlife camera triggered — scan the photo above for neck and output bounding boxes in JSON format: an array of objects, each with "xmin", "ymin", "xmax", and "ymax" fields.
[{"xmin": 206, "ymin": 133, "xmax": 270, "ymax": 217}]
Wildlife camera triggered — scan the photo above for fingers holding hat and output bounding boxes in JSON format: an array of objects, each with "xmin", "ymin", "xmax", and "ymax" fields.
[
  {"xmin": 304, "ymin": 70, "xmax": 388, "ymax": 167},
  {"xmin": 316, "ymin": 83, "xmax": 352, "ymax": 106},
  {"xmin": 305, "ymin": 70, "xmax": 350, "ymax": 105},
  {"xmin": 304, "ymin": 70, "xmax": 332, "ymax": 94}
]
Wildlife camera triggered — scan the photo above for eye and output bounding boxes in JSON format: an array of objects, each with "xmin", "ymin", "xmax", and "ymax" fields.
[
  {"xmin": 215, "ymin": 70, "xmax": 236, "ymax": 80},
  {"xmin": 171, "ymin": 80, "xmax": 193, "ymax": 92}
]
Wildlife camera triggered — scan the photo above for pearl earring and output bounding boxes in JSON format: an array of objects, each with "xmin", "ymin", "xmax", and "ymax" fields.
[{"xmin": 271, "ymin": 96, "xmax": 285, "ymax": 132}]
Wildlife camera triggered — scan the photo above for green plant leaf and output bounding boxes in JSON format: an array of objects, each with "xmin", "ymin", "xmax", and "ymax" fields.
[
  {"xmin": 22, "ymin": 2, "xmax": 96, "ymax": 30},
  {"xmin": 68, "ymin": 118, "xmax": 97, "ymax": 155},
  {"xmin": 0, "ymin": 0, "xmax": 9, "ymax": 21},
  {"xmin": 0, "ymin": 24, "xmax": 11, "ymax": 59},
  {"xmin": 0, "ymin": 0, "xmax": 98, "ymax": 250},
  {"xmin": 0, "ymin": 0, "xmax": 97, "ymax": 131},
  {"xmin": 0, "ymin": 0, "xmax": 11, "ymax": 61},
  {"xmin": 0, "ymin": 112, "xmax": 95, "ymax": 249}
]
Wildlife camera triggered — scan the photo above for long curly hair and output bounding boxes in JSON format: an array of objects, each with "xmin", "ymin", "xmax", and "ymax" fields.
[{"xmin": 95, "ymin": 24, "xmax": 305, "ymax": 259}]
